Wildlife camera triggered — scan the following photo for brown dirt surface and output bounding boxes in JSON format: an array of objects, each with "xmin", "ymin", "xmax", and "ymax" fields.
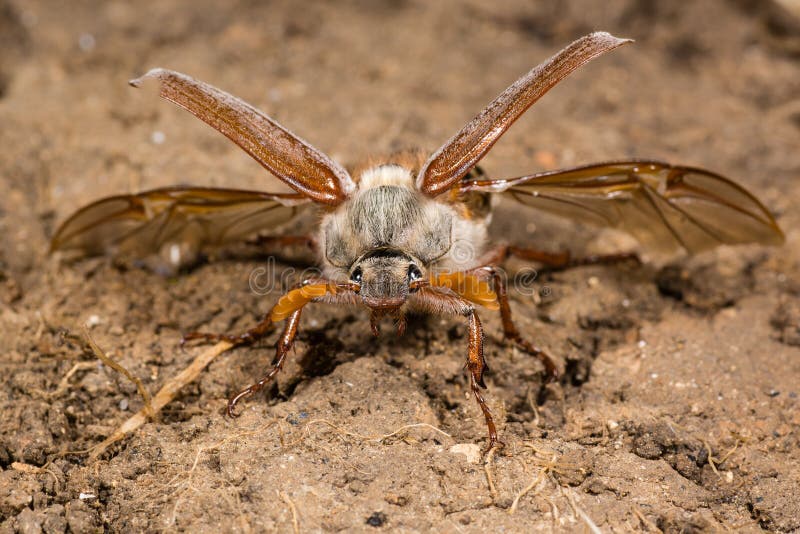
[{"xmin": 2, "ymin": 0, "xmax": 800, "ymax": 532}]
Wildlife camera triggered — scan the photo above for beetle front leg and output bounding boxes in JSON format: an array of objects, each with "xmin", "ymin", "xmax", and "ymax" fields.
[
  {"xmin": 465, "ymin": 308, "xmax": 501, "ymax": 451},
  {"xmin": 180, "ymin": 277, "xmax": 337, "ymax": 348},
  {"xmin": 227, "ymin": 308, "xmax": 302, "ymax": 417},
  {"xmin": 180, "ymin": 278, "xmax": 355, "ymax": 414},
  {"xmin": 411, "ymin": 287, "xmax": 503, "ymax": 450}
]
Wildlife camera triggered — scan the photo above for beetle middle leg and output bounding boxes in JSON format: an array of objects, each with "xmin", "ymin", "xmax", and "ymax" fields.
[{"xmin": 484, "ymin": 266, "xmax": 559, "ymax": 381}]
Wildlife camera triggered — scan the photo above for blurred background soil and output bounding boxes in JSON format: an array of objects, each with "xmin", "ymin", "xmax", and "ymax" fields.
[{"xmin": 1, "ymin": 0, "xmax": 800, "ymax": 532}]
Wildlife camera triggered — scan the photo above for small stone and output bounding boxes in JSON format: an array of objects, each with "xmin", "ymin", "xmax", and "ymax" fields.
[
  {"xmin": 383, "ymin": 492, "xmax": 408, "ymax": 506},
  {"xmin": 0, "ymin": 471, "xmax": 36, "ymax": 517},
  {"xmin": 449, "ymin": 443, "xmax": 481, "ymax": 464},
  {"xmin": 151, "ymin": 131, "xmax": 166, "ymax": 144},
  {"xmin": 65, "ymin": 499, "xmax": 99, "ymax": 533},
  {"xmin": 78, "ymin": 33, "xmax": 95, "ymax": 52},
  {"xmin": 16, "ymin": 508, "xmax": 43, "ymax": 534},
  {"xmin": 109, "ymin": 325, "xmax": 124, "ymax": 336},
  {"xmin": 365, "ymin": 511, "xmax": 387, "ymax": 527}
]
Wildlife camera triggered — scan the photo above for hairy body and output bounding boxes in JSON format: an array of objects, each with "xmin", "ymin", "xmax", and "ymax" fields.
[{"xmin": 320, "ymin": 154, "xmax": 491, "ymax": 314}]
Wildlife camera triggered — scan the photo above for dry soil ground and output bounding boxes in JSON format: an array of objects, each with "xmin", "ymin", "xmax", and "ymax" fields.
[{"xmin": 1, "ymin": 0, "xmax": 800, "ymax": 532}]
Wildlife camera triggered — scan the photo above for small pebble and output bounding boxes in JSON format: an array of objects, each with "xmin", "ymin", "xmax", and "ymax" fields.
[
  {"xmin": 78, "ymin": 33, "xmax": 95, "ymax": 52},
  {"xmin": 449, "ymin": 443, "xmax": 481, "ymax": 464},
  {"xmin": 119, "ymin": 399, "xmax": 129, "ymax": 411},
  {"xmin": 365, "ymin": 512, "xmax": 387, "ymax": 527},
  {"xmin": 151, "ymin": 131, "xmax": 166, "ymax": 144}
]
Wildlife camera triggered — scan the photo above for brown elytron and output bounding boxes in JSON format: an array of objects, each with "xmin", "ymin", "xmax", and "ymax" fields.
[{"xmin": 52, "ymin": 33, "xmax": 783, "ymax": 450}]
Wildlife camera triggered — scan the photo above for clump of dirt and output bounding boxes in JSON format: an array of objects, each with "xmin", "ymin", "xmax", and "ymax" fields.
[
  {"xmin": 772, "ymin": 287, "xmax": 800, "ymax": 346},
  {"xmin": 0, "ymin": 0, "xmax": 29, "ymax": 99},
  {"xmin": 655, "ymin": 254, "xmax": 762, "ymax": 311},
  {"xmin": 2, "ymin": 0, "xmax": 800, "ymax": 532}
]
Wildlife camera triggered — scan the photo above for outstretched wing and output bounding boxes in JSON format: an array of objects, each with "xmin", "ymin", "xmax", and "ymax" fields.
[
  {"xmin": 130, "ymin": 69, "xmax": 355, "ymax": 205},
  {"xmin": 461, "ymin": 161, "xmax": 784, "ymax": 253},
  {"xmin": 51, "ymin": 187, "xmax": 309, "ymax": 259},
  {"xmin": 417, "ymin": 32, "xmax": 632, "ymax": 197}
]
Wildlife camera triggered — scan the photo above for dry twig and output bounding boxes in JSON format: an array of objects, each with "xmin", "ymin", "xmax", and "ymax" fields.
[
  {"xmin": 49, "ymin": 361, "xmax": 97, "ymax": 399},
  {"xmin": 285, "ymin": 419, "xmax": 450, "ymax": 448},
  {"xmin": 562, "ymin": 486, "xmax": 602, "ymax": 534},
  {"xmin": 484, "ymin": 445, "xmax": 500, "ymax": 501},
  {"xmin": 632, "ymin": 505, "xmax": 663, "ymax": 533},
  {"xmin": 89, "ymin": 340, "xmax": 234, "ymax": 460},
  {"xmin": 279, "ymin": 491, "xmax": 300, "ymax": 534},
  {"xmin": 83, "ymin": 326, "xmax": 155, "ymax": 420},
  {"xmin": 509, "ymin": 468, "xmax": 547, "ymax": 514}
]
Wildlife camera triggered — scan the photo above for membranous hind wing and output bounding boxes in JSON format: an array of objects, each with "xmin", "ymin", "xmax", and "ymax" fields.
[
  {"xmin": 462, "ymin": 161, "xmax": 784, "ymax": 253},
  {"xmin": 51, "ymin": 187, "xmax": 309, "ymax": 260}
]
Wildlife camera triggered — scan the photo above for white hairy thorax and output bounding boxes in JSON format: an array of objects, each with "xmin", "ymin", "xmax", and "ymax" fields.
[{"xmin": 317, "ymin": 163, "xmax": 490, "ymax": 281}]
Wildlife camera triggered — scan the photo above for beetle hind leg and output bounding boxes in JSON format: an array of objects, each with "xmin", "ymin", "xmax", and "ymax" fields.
[
  {"xmin": 507, "ymin": 245, "xmax": 640, "ymax": 271},
  {"xmin": 180, "ymin": 314, "xmax": 276, "ymax": 348}
]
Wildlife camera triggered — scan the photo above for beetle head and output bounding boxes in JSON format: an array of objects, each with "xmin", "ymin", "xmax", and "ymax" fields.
[{"xmin": 349, "ymin": 247, "xmax": 424, "ymax": 310}]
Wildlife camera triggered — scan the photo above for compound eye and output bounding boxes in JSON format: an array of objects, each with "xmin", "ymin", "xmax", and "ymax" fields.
[
  {"xmin": 350, "ymin": 266, "xmax": 363, "ymax": 284},
  {"xmin": 407, "ymin": 264, "xmax": 423, "ymax": 282}
]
